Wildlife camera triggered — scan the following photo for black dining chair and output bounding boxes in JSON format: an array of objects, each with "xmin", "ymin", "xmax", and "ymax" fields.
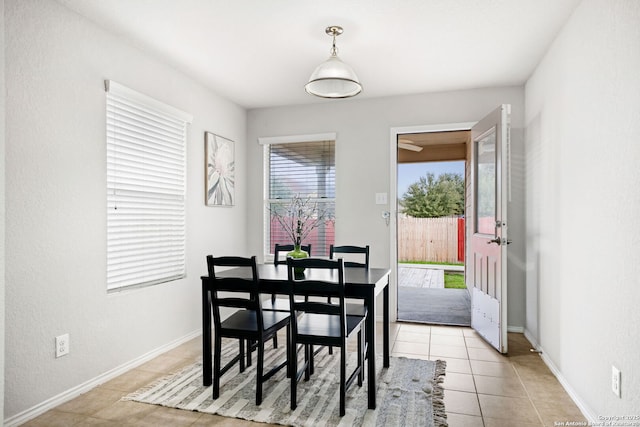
[
  {"xmin": 330, "ymin": 245, "xmax": 369, "ymax": 317},
  {"xmin": 263, "ymin": 243, "xmax": 312, "ymax": 349},
  {"xmin": 206, "ymin": 255, "xmax": 290, "ymax": 405},
  {"xmin": 330, "ymin": 244, "xmax": 370, "ymax": 268},
  {"xmin": 286, "ymin": 257, "xmax": 366, "ymax": 417}
]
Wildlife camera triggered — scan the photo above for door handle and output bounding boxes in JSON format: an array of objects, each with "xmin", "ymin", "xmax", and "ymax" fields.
[{"xmin": 487, "ymin": 237, "xmax": 501, "ymax": 245}]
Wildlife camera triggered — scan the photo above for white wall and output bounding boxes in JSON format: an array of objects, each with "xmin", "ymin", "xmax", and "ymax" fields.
[
  {"xmin": 525, "ymin": 0, "xmax": 640, "ymax": 417},
  {"xmin": 1, "ymin": 0, "xmax": 6, "ymax": 422},
  {"xmin": 246, "ymin": 87, "xmax": 526, "ymax": 329},
  {"xmin": 5, "ymin": 0, "xmax": 247, "ymax": 419}
]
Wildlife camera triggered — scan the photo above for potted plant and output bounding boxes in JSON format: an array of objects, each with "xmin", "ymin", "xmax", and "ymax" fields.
[{"xmin": 270, "ymin": 194, "xmax": 333, "ymax": 265}]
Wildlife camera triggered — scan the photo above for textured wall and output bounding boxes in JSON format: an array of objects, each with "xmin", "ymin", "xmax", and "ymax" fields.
[
  {"xmin": 1, "ymin": 0, "xmax": 6, "ymax": 422},
  {"xmin": 247, "ymin": 87, "xmax": 526, "ymax": 328},
  {"xmin": 525, "ymin": 0, "xmax": 640, "ymax": 417},
  {"xmin": 5, "ymin": 0, "xmax": 246, "ymax": 418}
]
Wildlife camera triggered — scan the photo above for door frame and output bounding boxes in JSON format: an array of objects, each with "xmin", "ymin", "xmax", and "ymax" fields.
[{"xmin": 389, "ymin": 122, "xmax": 475, "ymax": 322}]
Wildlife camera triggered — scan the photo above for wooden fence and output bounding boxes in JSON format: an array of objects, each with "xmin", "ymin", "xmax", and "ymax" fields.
[{"xmin": 398, "ymin": 217, "xmax": 464, "ymax": 263}]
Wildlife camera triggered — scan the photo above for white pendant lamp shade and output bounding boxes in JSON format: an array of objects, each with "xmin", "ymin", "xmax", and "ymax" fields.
[{"xmin": 305, "ymin": 26, "xmax": 362, "ymax": 99}]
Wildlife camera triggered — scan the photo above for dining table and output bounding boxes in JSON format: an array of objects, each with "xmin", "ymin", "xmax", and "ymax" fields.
[{"xmin": 201, "ymin": 263, "xmax": 391, "ymax": 409}]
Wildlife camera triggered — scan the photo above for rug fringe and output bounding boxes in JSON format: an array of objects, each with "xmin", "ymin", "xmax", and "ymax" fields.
[
  {"xmin": 121, "ymin": 362, "xmax": 202, "ymax": 402},
  {"xmin": 431, "ymin": 359, "xmax": 448, "ymax": 427}
]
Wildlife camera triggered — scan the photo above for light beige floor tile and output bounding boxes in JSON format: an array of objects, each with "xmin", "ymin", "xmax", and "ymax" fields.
[
  {"xmin": 473, "ymin": 375, "xmax": 527, "ymax": 397},
  {"xmin": 395, "ymin": 330, "xmax": 431, "ymax": 344},
  {"xmin": 164, "ymin": 337, "xmax": 203, "ymax": 360},
  {"xmin": 443, "ymin": 390, "xmax": 481, "ymax": 416},
  {"xmin": 392, "ymin": 340, "xmax": 430, "ymax": 355},
  {"xmin": 462, "ymin": 328, "xmax": 481, "ymax": 338},
  {"xmin": 443, "ymin": 372, "xmax": 476, "ymax": 393},
  {"xmin": 532, "ymin": 398, "xmax": 587, "ymax": 426},
  {"xmin": 430, "ymin": 356, "xmax": 472, "ymax": 374},
  {"xmin": 484, "ymin": 417, "xmax": 543, "ymax": 427},
  {"xmin": 467, "ymin": 347, "xmax": 506, "ymax": 362},
  {"xmin": 431, "ymin": 334, "xmax": 466, "ymax": 347},
  {"xmin": 430, "ymin": 343, "xmax": 469, "ymax": 359},
  {"xmin": 464, "ymin": 336, "xmax": 494, "ymax": 349},
  {"xmin": 55, "ymin": 388, "xmax": 125, "ymax": 416},
  {"xmin": 21, "ymin": 410, "xmax": 87, "ymax": 427},
  {"xmin": 470, "ymin": 360, "xmax": 517, "ymax": 377},
  {"xmin": 446, "ymin": 412, "xmax": 485, "ymax": 427},
  {"xmin": 431, "ymin": 325, "xmax": 465, "ymax": 336},
  {"xmin": 100, "ymin": 368, "xmax": 160, "ymax": 393},
  {"xmin": 478, "ymin": 394, "xmax": 541, "ymax": 423},
  {"xmin": 91, "ymin": 400, "xmax": 157, "ymax": 424},
  {"xmin": 78, "ymin": 417, "xmax": 138, "ymax": 426},
  {"xmin": 137, "ymin": 353, "xmax": 191, "ymax": 374},
  {"xmin": 398, "ymin": 323, "xmax": 431, "ymax": 334}
]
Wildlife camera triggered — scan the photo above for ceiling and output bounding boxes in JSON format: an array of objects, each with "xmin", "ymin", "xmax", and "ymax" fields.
[{"xmin": 56, "ymin": 0, "xmax": 581, "ymax": 110}]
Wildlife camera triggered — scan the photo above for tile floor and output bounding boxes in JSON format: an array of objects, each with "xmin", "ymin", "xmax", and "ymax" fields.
[{"xmin": 23, "ymin": 323, "xmax": 587, "ymax": 426}]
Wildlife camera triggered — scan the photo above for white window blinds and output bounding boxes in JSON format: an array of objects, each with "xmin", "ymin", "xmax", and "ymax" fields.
[
  {"xmin": 265, "ymin": 140, "xmax": 335, "ymax": 257},
  {"xmin": 105, "ymin": 80, "xmax": 192, "ymax": 291}
]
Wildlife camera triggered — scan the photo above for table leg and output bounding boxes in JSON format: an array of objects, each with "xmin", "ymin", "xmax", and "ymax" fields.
[
  {"xmin": 202, "ymin": 280, "xmax": 212, "ymax": 386},
  {"xmin": 383, "ymin": 277, "xmax": 390, "ymax": 368},
  {"xmin": 366, "ymin": 291, "xmax": 376, "ymax": 409}
]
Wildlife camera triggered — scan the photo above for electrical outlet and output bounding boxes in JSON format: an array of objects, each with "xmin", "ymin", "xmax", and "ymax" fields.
[
  {"xmin": 611, "ymin": 365, "xmax": 621, "ymax": 397},
  {"xmin": 56, "ymin": 334, "xmax": 70, "ymax": 358}
]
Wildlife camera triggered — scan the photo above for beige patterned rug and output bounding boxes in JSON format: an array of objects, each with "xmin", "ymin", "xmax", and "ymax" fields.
[{"xmin": 124, "ymin": 340, "xmax": 447, "ymax": 426}]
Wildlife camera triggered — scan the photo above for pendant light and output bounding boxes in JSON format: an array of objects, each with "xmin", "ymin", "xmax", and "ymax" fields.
[{"xmin": 305, "ymin": 26, "xmax": 362, "ymax": 98}]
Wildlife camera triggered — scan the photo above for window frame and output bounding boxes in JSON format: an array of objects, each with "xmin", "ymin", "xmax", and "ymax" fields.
[{"xmin": 259, "ymin": 133, "xmax": 337, "ymax": 261}]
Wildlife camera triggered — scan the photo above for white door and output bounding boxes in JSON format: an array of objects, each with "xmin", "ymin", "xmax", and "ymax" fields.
[{"xmin": 468, "ymin": 105, "xmax": 511, "ymax": 353}]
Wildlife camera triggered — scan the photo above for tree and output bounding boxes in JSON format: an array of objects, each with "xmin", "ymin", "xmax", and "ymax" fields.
[{"xmin": 400, "ymin": 172, "xmax": 464, "ymax": 218}]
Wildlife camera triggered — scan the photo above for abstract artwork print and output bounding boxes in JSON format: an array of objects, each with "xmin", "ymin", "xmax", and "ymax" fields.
[{"xmin": 205, "ymin": 132, "xmax": 234, "ymax": 206}]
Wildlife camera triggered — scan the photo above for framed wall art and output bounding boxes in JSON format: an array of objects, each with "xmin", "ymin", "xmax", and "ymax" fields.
[{"xmin": 205, "ymin": 132, "xmax": 235, "ymax": 206}]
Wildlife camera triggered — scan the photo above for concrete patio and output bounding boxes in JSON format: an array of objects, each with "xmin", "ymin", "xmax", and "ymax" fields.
[{"xmin": 397, "ymin": 264, "xmax": 471, "ymax": 326}]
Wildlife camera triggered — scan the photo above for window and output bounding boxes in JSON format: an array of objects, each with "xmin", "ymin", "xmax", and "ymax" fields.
[
  {"xmin": 262, "ymin": 136, "xmax": 336, "ymax": 257},
  {"xmin": 106, "ymin": 80, "xmax": 192, "ymax": 291}
]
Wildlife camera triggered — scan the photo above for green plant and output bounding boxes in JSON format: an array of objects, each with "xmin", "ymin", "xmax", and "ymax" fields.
[
  {"xmin": 269, "ymin": 194, "xmax": 333, "ymax": 247},
  {"xmin": 444, "ymin": 273, "xmax": 466, "ymax": 289}
]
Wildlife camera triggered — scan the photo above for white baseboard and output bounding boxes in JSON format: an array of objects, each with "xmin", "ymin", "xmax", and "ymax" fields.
[
  {"xmin": 507, "ymin": 325, "xmax": 524, "ymax": 333},
  {"xmin": 523, "ymin": 329, "xmax": 597, "ymax": 423},
  {"xmin": 4, "ymin": 329, "xmax": 201, "ymax": 427}
]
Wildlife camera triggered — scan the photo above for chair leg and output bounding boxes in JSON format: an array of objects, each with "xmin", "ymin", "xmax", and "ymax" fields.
[
  {"xmin": 239, "ymin": 339, "xmax": 245, "ymax": 373},
  {"xmin": 273, "ymin": 334, "xmax": 278, "ymax": 348},
  {"xmin": 340, "ymin": 345, "xmax": 346, "ymax": 417},
  {"xmin": 309, "ymin": 345, "xmax": 315, "ymax": 376},
  {"xmin": 304, "ymin": 344, "xmax": 311, "ymax": 381},
  {"xmin": 357, "ymin": 328, "xmax": 364, "ymax": 386},
  {"xmin": 286, "ymin": 325, "xmax": 291, "ymax": 378},
  {"xmin": 290, "ymin": 337, "xmax": 297, "ymax": 411},
  {"xmin": 213, "ymin": 335, "xmax": 222, "ymax": 399},
  {"xmin": 246, "ymin": 340, "xmax": 251, "ymax": 367},
  {"xmin": 256, "ymin": 340, "xmax": 264, "ymax": 405}
]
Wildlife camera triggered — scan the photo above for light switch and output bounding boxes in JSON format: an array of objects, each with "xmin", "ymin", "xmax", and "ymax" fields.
[{"xmin": 375, "ymin": 193, "xmax": 388, "ymax": 205}]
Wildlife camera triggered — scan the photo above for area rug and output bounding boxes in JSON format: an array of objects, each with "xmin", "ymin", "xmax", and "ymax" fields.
[{"xmin": 124, "ymin": 340, "xmax": 447, "ymax": 426}]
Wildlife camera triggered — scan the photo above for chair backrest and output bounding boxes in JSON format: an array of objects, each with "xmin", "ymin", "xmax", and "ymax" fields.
[
  {"xmin": 206, "ymin": 255, "xmax": 263, "ymax": 330},
  {"xmin": 274, "ymin": 243, "xmax": 312, "ymax": 265},
  {"xmin": 329, "ymin": 245, "xmax": 370, "ymax": 268},
  {"xmin": 286, "ymin": 258, "xmax": 346, "ymax": 333}
]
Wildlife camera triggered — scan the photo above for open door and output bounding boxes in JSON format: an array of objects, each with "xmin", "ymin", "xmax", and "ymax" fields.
[{"xmin": 468, "ymin": 105, "xmax": 511, "ymax": 353}]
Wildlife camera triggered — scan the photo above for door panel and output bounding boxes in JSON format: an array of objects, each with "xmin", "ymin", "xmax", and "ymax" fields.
[{"xmin": 468, "ymin": 105, "xmax": 510, "ymax": 353}]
